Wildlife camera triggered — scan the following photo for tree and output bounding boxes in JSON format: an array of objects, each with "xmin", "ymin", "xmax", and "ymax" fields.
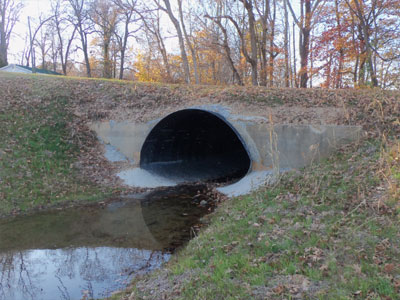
[
  {"xmin": 0, "ymin": 0, "xmax": 22, "ymax": 67},
  {"xmin": 27, "ymin": 15, "xmax": 54, "ymax": 73},
  {"xmin": 67, "ymin": 0, "xmax": 93, "ymax": 77},
  {"xmin": 344, "ymin": 0, "xmax": 400, "ymax": 87},
  {"xmin": 238, "ymin": 0, "xmax": 258, "ymax": 86},
  {"xmin": 36, "ymin": 24, "xmax": 52, "ymax": 69},
  {"xmin": 177, "ymin": 0, "xmax": 199, "ymax": 83},
  {"xmin": 155, "ymin": 0, "xmax": 191, "ymax": 83},
  {"xmin": 287, "ymin": 0, "xmax": 325, "ymax": 88},
  {"xmin": 113, "ymin": 0, "xmax": 141, "ymax": 79},
  {"xmin": 138, "ymin": 7, "xmax": 173, "ymax": 82},
  {"xmin": 344, "ymin": 0, "xmax": 378, "ymax": 86},
  {"xmin": 51, "ymin": 0, "xmax": 77, "ymax": 75},
  {"xmin": 205, "ymin": 14, "xmax": 243, "ymax": 85},
  {"xmin": 90, "ymin": 0, "xmax": 120, "ymax": 78},
  {"xmin": 283, "ymin": 0, "xmax": 290, "ymax": 87},
  {"xmin": 217, "ymin": 0, "xmax": 258, "ymax": 86}
]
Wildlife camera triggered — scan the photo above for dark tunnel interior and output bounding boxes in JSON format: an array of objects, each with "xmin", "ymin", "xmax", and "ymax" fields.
[{"xmin": 140, "ymin": 109, "xmax": 251, "ymax": 183}]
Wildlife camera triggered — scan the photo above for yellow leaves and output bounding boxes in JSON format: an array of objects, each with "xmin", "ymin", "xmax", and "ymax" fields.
[{"xmin": 134, "ymin": 52, "xmax": 164, "ymax": 83}]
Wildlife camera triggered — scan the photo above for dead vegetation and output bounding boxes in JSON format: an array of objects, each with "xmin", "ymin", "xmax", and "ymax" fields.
[
  {"xmin": 1, "ymin": 72, "xmax": 399, "ymax": 131},
  {"xmin": 125, "ymin": 138, "xmax": 400, "ymax": 300},
  {"xmin": 0, "ymin": 73, "xmax": 399, "ymax": 298}
]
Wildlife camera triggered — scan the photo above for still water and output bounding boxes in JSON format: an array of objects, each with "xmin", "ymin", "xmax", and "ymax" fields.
[{"xmin": 0, "ymin": 185, "xmax": 210, "ymax": 300}]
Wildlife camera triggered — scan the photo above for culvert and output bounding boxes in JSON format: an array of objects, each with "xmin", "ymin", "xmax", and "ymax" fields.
[{"xmin": 140, "ymin": 109, "xmax": 251, "ymax": 183}]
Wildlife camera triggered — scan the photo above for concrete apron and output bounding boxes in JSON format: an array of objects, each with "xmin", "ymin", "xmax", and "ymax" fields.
[{"xmin": 89, "ymin": 105, "xmax": 362, "ymax": 197}]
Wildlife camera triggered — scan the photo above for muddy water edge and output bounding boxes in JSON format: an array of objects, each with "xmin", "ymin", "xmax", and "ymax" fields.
[{"xmin": 0, "ymin": 184, "xmax": 218, "ymax": 300}]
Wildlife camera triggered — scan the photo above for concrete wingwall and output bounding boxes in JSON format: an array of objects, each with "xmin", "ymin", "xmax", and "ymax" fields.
[{"xmin": 89, "ymin": 105, "xmax": 363, "ymax": 174}]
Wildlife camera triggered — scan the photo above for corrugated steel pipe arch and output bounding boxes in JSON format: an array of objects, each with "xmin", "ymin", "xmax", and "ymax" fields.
[{"xmin": 140, "ymin": 109, "xmax": 251, "ymax": 183}]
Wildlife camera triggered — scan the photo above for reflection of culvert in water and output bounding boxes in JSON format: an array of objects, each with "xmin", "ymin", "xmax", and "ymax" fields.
[
  {"xmin": 140, "ymin": 109, "xmax": 251, "ymax": 183},
  {"xmin": 140, "ymin": 185, "xmax": 211, "ymax": 250}
]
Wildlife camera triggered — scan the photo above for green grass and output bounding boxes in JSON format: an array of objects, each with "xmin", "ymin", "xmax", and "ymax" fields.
[
  {"xmin": 130, "ymin": 139, "xmax": 400, "ymax": 300},
  {"xmin": 0, "ymin": 72, "xmax": 398, "ymax": 298},
  {"xmin": 0, "ymin": 94, "xmax": 109, "ymax": 216}
]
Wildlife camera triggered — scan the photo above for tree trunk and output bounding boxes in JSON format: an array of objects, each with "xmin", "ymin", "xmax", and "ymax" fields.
[
  {"xmin": 140, "ymin": 9, "xmax": 173, "ymax": 82},
  {"xmin": 299, "ymin": 27, "xmax": 310, "ymax": 88},
  {"xmin": 243, "ymin": 0, "xmax": 258, "ymax": 86},
  {"xmin": 161, "ymin": 0, "xmax": 190, "ymax": 83},
  {"xmin": 293, "ymin": 22, "xmax": 298, "ymax": 87},
  {"xmin": 255, "ymin": 0, "xmax": 268, "ymax": 86},
  {"xmin": 28, "ymin": 17, "xmax": 36, "ymax": 73},
  {"xmin": 157, "ymin": 32, "xmax": 172, "ymax": 82},
  {"xmin": 325, "ymin": 54, "xmax": 332, "ymax": 88},
  {"xmin": 69, "ymin": 0, "xmax": 92, "ymax": 77},
  {"xmin": 283, "ymin": 0, "xmax": 290, "ymax": 87},
  {"xmin": 80, "ymin": 31, "xmax": 91, "ymax": 77},
  {"xmin": 178, "ymin": 0, "xmax": 199, "ymax": 84},
  {"xmin": 223, "ymin": 6, "xmax": 257, "ymax": 85},
  {"xmin": 0, "ymin": 6, "xmax": 7, "ymax": 67},
  {"xmin": 353, "ymin": 0, "xmax": 378, "ymax": 87},
  {"xmin": 334, "ymin": 0, "xmax": 343, "ymax": 88},
  {"xmin": 63, "ymin": 26, "xmax": 76, "ymax": 76},
  {"xmin": 103, "ymin": 41, "xmax": 112, "ymax": 78},
  {"xmin": 0, "ymin": 0, "xmax": 22, "ymax": 67},
  {"xmin": 119, "ymin": 47, "xmax": 125, "ymax": 80},
  {"xmin": 119, "ymin": 16, "xmax": 130, "ymax": 80},
  {"xmin": 205, "ymin": 15, "xmax": 243, "ymax": 85},
  {"xmin": 0, "ymin": 1, "xmax": 8, "ymax": 67},
  {"xmin": 267, "ymin": 0, "xmax": 276, "ymax": 87},
  {"xmin": 299, "ymin": 0, "xmax": 311, "ymax": 88}
]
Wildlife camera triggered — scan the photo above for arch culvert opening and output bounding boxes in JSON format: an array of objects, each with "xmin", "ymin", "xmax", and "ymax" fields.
[{"xmin": 140, "ymin": 109, "xmax": 251, "ymax": 184}]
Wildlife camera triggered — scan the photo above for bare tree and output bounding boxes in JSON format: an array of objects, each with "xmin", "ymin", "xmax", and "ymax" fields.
[
  {"xmin": 254, "ymin": 0, "xmax": 268, "ymax": 86},
  {"xmin": 333, "ymin": 0, "xmax": 344, "ymax": 88},
  {"xmin": 0, "ymin": 0, "xmax": 23, "ymax": 67},
  {"xmin": 27, "ymin": 15, "xmax": 53, "ymax": 73},
  {"xmin": 20, "ymin": 34, "xmax": 30, "ymax": 66},
  {"xmin": 346, "ymin": 0, "xmax": 377, "ymax": 86},
  {"xmin": 267, "ymin": 0, "xmax": 278, "ymax": 87},
  {"xmin": 283, "ymin": 0, "xmax": 290, "ymax": 87},
  {"xmin": 255, "ymin": 0, "xmax": 278, "ymax": 87},
  {"xmin": 205, "ymin": 14, "xmax": 243, "ymax": 85},
  {"xmin": 239, "ymin": 0, "xmax": 258, "ymax": 86},
  {"xmin": 177, "ymin": 0, "xmax": 199, "ymax": 83},
  {"xmin": 67, "ymin": 0, "xmax": 93, "ymax": 77},
  {"xmin": 35, "ymin": 24, "xmax": 52, "ymax": 69},
  {"xmin": 292, "ymin": 21, "xmax": 298, "ymax": 87},
  {"xmin": 138, "ymin": 7, "xmax": 173, "ymax": 82},
  {"xmin": 113, "ymin": 0, "xmax": 142, "ymax": 80},
  {"xmin": 218, "ymin": 1, "xmax": 258, "ymax": 86},
  {"xmin": 287, "ymin": 0, "xmax": 325, "ymax": 88},
  {"xmin": 343, "ymin": 0, "xmax": 398, "ymax": 87},
  {"xmin": 51, "ymin": 0, "xmax": 77, "ymax": 75},
  {"xmin": 155, "ymin": 0, "xmax": 191, "ymax": 83},
  {"xmin": 49, "ymin": 32, "xmax": 58, "ymax": 72},
  {"xmin": 90, "ymin": 0, "xmax": 120, "ymax": 78}
]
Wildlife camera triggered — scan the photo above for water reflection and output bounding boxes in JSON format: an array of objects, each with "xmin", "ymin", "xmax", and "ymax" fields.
[
  {"xmin": 0, "ymin": 248, "xmax": 170, "ymax": 300},
  {"xmin": 0, "ymin": 185, "xmax": 209, "ymax": 300}
]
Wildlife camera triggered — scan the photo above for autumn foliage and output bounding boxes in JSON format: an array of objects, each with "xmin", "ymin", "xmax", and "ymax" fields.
[{"xmin": 2, "ymin": 0, "xmax": 400, "ymax": 88}]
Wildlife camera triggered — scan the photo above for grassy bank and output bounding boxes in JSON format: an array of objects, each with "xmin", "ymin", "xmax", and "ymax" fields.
[
  {"xmin": 0, "ymin": 80, "xmax": 113, "ymax": 217},
  {"xmin": 0, "ymin": 73, "xmax": 399, "ymax": 298},
  {"xmin": 127, "ymin": 138, "xmax": 400, "ymax": 299}
]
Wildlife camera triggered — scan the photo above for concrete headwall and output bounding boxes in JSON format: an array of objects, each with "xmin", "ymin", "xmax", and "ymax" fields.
[{"xmin": 89, "ymin": 105, "xmax": 362, "ymax": 173}]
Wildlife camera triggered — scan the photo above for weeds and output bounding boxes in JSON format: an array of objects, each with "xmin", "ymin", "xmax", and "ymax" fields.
[
  {"xmin": 131, "ymin": 138, "xmax": 400, "ymax": 299},
  {"xmin": 0, "ymin": 91, "xmax": 111, "ymax": 216},
  {"xmin": 0, "ymin": 73, "xmax": 398, "ymax": 298}
]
